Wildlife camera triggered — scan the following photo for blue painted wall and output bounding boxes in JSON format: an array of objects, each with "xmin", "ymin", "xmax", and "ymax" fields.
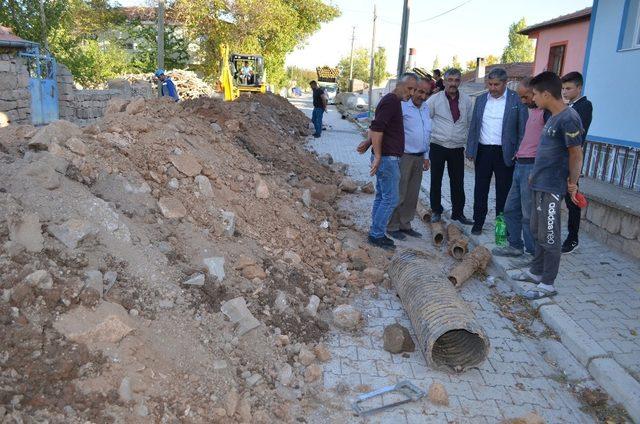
[{"xmin": 584, "ymin": 0, "xmax": 640, "ymax": 148}]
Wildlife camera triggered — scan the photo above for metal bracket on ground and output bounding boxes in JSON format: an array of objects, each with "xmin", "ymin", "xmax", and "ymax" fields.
[{"xmin": 351, "ymin": 380, "xmax": 425, "ymax": 416}]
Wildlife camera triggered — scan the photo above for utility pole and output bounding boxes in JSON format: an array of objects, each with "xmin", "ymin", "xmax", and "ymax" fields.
[
  {"xmin": 348, "ymin": 26, "xmax": 355, "ymax": 91},
  {"xmin": 39, "ymin": 0, "xmax": 48, "ymax": 52},
  {"xmin": 396, "ymin": 0, "xmax": 411, "ymax": 77},
  {"xmin": 157, "ymin": 0, "xmax": 165, "ymax": 97},
  {"xmin": 368, "ymin": 4, "xmax": 377, "ymax": 118}
]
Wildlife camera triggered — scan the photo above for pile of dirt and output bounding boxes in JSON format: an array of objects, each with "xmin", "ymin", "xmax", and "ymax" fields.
[
  {"xmin": 112, "ymin": 69, "xmax": 215, "ymax": 99},
  {"xmin": 0, "ymin": 93, "xmax": 387, "ymax": 422}
]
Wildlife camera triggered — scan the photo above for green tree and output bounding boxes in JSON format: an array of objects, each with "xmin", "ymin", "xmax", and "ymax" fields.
[
  {"xmin": 336, "ymin": 47, "xmax": 389, "ymax": 91},
  {"xmin": 451, "ymin": 55, "xmax": 462, "ymax": 70},
  {"xmin": 120, "ymin": 20, "xmax": 190, "ymax": 73},
  {"xmin": 501, "ymin": 18, "xmax": 534, "ymax": 63},
  {"xmin": 175, "ymin": 0, "xmax": 340, "ymax": 88},
  {"xmin": 0, "ymin": 0, "xmax": 68, "ymax": 46},
  {"xmin": 432, "ymin": 55, "xmax": 441, "ymax": 71},
  {"xmin": 286, "ymin": 66, "xmax": 316, "ymax": 89}
]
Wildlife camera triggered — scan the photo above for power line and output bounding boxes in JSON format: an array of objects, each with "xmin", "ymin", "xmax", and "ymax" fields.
[{"xmin": 412, "ymin": 0, "xmax": 474, "ymax": 24}]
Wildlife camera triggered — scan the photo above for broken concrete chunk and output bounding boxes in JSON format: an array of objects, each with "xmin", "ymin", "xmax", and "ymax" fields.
[
  {"xmin": 183, "ymin": 273, "xmax": 205, "ymax": 286},
  {"xmin": 427, "ymin": 382, "xmax": 449, "ymax": 406},
  {"xmin": 28, "ymin": 120, "xmax": 82, "ymax": 150},
  {"xmin": 8, "ymin": 213, "xmax": 43, "ymax": 253},
  {"xmin": 277, "ymin": 363, "xmax": 293, "ymax": 386},
  {"xmin": 332, "ymin": 305, "xmax": 363, "ymax": 330},
  {"xmin": 48, "ymin": 219, "xmax": 97, "ymax": 250},
  {"xmin": 53, "ymin": 301, "xmax": 133, "ymax": 345},
  {"xmin": 65, "ymin": 137, "xmax": 87, "ymax": 156},
  {"xmin": 306, "ymin": 295, "xmax": 320, "ymax": 317},
  {"xmin": 360, "ymin": 181, "xmax": 375, "ymax": 194},
  {"xmin": 298, "ymin": 347, "xmax": 315, "ymax": 366},
  {"xmin": 210, "ymin": 122, "xmax": 223, "ymax": 133},
  {"xmin": 25, "ymin": 270, "xmax": 53, "ymax": 290},
  {"xmin": 225, "ymin": 388, "xmax": 240, "ymax": 417},
  {"xmin": 203, "ymin": 257, "xmax": 225, "ymax": 281},
  {"xmin": 283, "ymin": 250, "xmax": 302, "ymax": 266},
  {"xmin": 255, "ymin": 179, "xmax": 270, "ymax": 199},
  {"xmin": 241, "ymin": 265, "xmax": 266, "ymax": 280},
  {"xmin": 363, "ymin": 267, "xmax": 385, "ymax": 284},
  {"xmin": 123, "ymin": 181, "xmax": 151, "ymax": 194},
  {"xmin": 195, "ymin": 175, "xmax": 214, "ymax": 197},
  {"xmin": 169, "ymin": 153, "xmax": 202, "ymax": 177},
  {"xmin": 339, "ymin": 177, "xmax": 358, "ymax": 193},
  {"xmin": 304, "ymin": 364, "xmax": 322, "ymax": 383},
  {"xmin": 167, "ymin": 178, "xmax": 179, "ymax": 190},
  {"xmin": 383, "ymin": 323, "xmax": 415, "ymax": 354},
  {"xmin": 119, "ymin": 377, "xmax": 133, "ymax": 402},
  {"xmin": 83, "ymin": 270, "xmax": 103, "ymax": 297},
  {"xmin": 301, "ymin": 189, "xmax": 311, "ymax": 207},
  {"xmin": 274, "ymin": 291, "xmax": 289, "ymax": 314},
  {"xmin": 220, "ymin": 297, "xmax": 261, "ymax": 336},
  {"xmin": 221, "ymin": 211, "xmax": 236, "ymax": 237},
  {"xmin": 103, "ymin": 271, "xmax": 118, "ymax": 294},
  {"xmin": 158, "ymin": 196, "xmax": 187, "ymax": 219},
  {"xmin": 313, "ymin": 344, "xmax": 331, "ymax": 362}
]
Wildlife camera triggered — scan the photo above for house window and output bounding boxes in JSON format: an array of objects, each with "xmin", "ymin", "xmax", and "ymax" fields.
[
  {"xmin": 547, "ymin": 44, "xmax": 566, "ymax": 75},
  {"xmin": 619, "ymin": 0, "xmax": 640, "ymax": 50}
]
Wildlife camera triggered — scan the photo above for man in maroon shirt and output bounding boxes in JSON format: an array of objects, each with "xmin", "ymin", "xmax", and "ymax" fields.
[{"xmin": 361, "ymin": 73, "xmax": 418, "ymax": 249}]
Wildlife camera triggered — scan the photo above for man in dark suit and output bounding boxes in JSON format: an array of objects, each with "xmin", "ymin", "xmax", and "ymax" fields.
[
  {"xmin": 466, "ymin": 68, "xmax": 528, "ymax": 235},
  {"xmin": 560, "ymin": 71, "xmax": 593, "ymax": 254}
]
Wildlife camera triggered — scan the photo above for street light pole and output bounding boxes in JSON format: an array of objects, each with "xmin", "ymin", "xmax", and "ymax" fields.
[
  {"xmin": 348, "ymin": 26, "xmax": 355, "ymax": 91},
  {"xmin": 368, "ymin": 4, "xmax": 377, "ymax": 119},
  {"xmin": 157, "ymin": 0, "xmax": 165, "ymax": 97},
  {"xmin": 396, "ymin": 0, "xmax": 411, "ymax": 77}
]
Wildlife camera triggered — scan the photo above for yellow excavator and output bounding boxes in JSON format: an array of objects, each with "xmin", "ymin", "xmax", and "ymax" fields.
[{"xmin": 219, "ymin": 44, "xmax": 267, "ymax": 101}]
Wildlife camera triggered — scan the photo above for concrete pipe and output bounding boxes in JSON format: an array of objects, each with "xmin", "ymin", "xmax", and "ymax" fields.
[
  {"xmin": 416, "ymin": 202, "xmax": 431, "ymax": 222},
  {"xmin": 448, "ymin": 246, "xmax": 492, "ymax": 287},
  {"xmin": 430, "ymin": 221, "xmax": 445, "ymax": 246},
  {"xmin": 389, "ymin": 249, "xmax": 490, "ymax": 371},
  {"xmin": 447, "ymin": 224, "xmax": 469, "ymax": 260}
]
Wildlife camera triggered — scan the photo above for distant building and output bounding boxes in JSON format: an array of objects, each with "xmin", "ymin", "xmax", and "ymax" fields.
[
  {"xmin": 460, "ymin": 60, "xmax": 533, "ymax": 97},
  {"xmin": 520, "ymin": 7, "xmax": 591, "ymax": 76}
]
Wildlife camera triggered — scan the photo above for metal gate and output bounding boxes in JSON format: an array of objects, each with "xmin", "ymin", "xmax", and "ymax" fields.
[{"xmin": 19, "ymin": 46, "xmax": 59, "ymax": 125}]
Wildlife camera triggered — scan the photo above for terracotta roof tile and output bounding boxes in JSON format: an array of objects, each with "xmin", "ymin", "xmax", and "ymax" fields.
[{"xmin": 461, "ymin": 62, "xmax": 534, "ymax": 83}]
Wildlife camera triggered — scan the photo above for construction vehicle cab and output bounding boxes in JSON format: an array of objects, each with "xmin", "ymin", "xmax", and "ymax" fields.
[{"xmin": 230, "ymin": 53, "xmax": 266, "ymax": 94}]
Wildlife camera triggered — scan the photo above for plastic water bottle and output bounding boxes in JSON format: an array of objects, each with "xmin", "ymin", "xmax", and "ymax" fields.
[{"xmin": 495, "ymin": 214, "xmax": 507, "ymax": 247}]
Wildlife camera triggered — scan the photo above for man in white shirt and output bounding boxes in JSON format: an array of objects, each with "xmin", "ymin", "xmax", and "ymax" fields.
[
  {"xmin": 466, "ymin": 68, "xmax": 527, "ymax": 235},
  {"xmin": 387, "ymin": 78, "xmax": 433, "ymax": 239}
]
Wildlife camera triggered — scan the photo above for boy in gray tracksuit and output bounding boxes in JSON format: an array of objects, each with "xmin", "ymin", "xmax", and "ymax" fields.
[{"xmin": 516, "ymin": 71, "xmax": 584, "ymax": 300}]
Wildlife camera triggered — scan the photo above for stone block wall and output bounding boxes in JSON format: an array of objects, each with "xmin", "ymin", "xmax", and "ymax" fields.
[
  {"xmin": 581, "ymin": 197, "xmax": 640, "ymax": 260},
  {"xmin": 0, "ymin": 52, "xmax": 32, "ymax": 125}
]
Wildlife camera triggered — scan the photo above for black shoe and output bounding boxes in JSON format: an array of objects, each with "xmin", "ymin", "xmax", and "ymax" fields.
[
  {"xmin": 400, "ymin": 228, "xmax": 422, "ymax": 238},
  {"xmin": 313, "ymin": 133, "xmax": 321, "ymax": 138},
  {"xmin": 471, "ymin": 225, "xmax": 482, "ymax": 236},
  {"xmin": 368, "ymin": 235, "xmax": 396, "ymax": 250},
  {"xmin": 388, "ymin": 230, "xmax": 406, "ymax": 240},
  {"xmin": 561, "ymin": 239, "xmax": 579, "ymax": 254},
  {"xmin": 452, "ymin": 215, "xmax": 474, "ymax": 225},
  {"xmin": 430, "ymin": 213, "xmax": 441, "ymax": 223}
]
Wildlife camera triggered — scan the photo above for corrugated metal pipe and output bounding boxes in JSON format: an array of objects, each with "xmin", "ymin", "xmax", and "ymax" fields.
[{"xmin": 389, "ymin": 249, "xmax": 490, "ymax": 372}]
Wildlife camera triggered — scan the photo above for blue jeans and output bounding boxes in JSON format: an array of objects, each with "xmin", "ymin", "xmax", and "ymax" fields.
[
  {"xmin": 311, "ymin": 107, "xmax": 324, "ymax": 136},
  {"xmin": 504, "ymin": 162, "xmax": 535, "ymax": 253},
  {"xmin": 369, "ymin": 156, "xmax": 401, "ymax": 238}
]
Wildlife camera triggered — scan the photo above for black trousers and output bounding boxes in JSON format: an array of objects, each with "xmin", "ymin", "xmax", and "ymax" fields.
[
  {"xmin": 565, "ymin": 189, "xmax": 581, "ymax": 242},
  {"xmin": 429, "ymin": 143, "xmax": 466, "ymax": 218},
  {"xmin": 473, "ymin": 145, "xmax": 514, "ymax": 227}
]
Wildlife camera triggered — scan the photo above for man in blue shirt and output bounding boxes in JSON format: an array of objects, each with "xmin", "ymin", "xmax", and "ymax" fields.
[
  {"xmin": 155, "ymin": 69, "xmax": 179, "ymax": 102},
  {"xmin": 387, "ymin": 77, "xmax": 433, "ymax": 239}
]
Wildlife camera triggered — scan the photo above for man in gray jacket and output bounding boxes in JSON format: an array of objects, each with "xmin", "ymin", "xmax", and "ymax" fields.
[
  {"xmin": 426, "ymin": 68, "xmax": 474, "ymax": 225},
  {"xmin": 466, "ymin": 68, "xmax": 528, "ymax": 235}
]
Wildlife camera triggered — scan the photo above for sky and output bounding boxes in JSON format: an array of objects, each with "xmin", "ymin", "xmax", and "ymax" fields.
[
  {"xmin": 116, "ymin": 0, "xmax": 593, "ymax": 73},
  {"xmin": 285, "ymin": 0, "xmax": 593, "ymax": 73}
]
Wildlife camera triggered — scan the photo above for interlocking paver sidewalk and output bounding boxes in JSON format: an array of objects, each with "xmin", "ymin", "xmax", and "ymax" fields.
[{"xmin": 290, "ymin": 97, "xmax": 610, "ymax": 422}]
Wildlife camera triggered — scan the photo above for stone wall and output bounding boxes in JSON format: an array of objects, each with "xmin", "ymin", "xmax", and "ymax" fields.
[
  {"xmin": 0, "ymin": 52, "xmax": 32, "ymax": 126},
  {"xmin": 1, "ymin": 53, "xmax": 153, "ymax": 127},
  {"xmin": 581, "ymin": 180, "xmax": 640, "ymax": 259}
]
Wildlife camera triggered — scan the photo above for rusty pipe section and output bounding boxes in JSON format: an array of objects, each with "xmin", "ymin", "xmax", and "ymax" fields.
[
  {"xmin": 448, "ymin": 246, "xmax": 492, "ymax": 287},
  {"xmin": 446, "ymin": 224, "xmax": 469, "ymax": 260},
  {"xmin": 389, "ymin": 249, "xmax": 490, "ymax": 372},
  {"xmin": 430, "ymin": 221, "xmax": 445, "ymax": 246}
]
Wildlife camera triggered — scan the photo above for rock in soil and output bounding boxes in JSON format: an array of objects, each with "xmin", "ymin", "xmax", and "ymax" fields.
[
  {"xmin": 383, "ymin": 323, "xmax": 415, "ymax": 354},
  {"xmin": 428, "ymin": 382, "xmax": 449, "ymax": 406},
  {"xmin": 500, "ymin": 412, "xmax": 546, "ymax": 424},
  {"xmin": 304, "ymin": 364, "xmax": 322, "ymax": 383},
  {"xmin": 332, "ymin": 304, "xmax": 363, "ymax": 330}
]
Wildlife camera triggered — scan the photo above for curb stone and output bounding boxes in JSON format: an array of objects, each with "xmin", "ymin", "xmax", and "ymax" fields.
[{"xmin": 423, "ymin": 198, "xmax": 640, "ymax": 423}]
